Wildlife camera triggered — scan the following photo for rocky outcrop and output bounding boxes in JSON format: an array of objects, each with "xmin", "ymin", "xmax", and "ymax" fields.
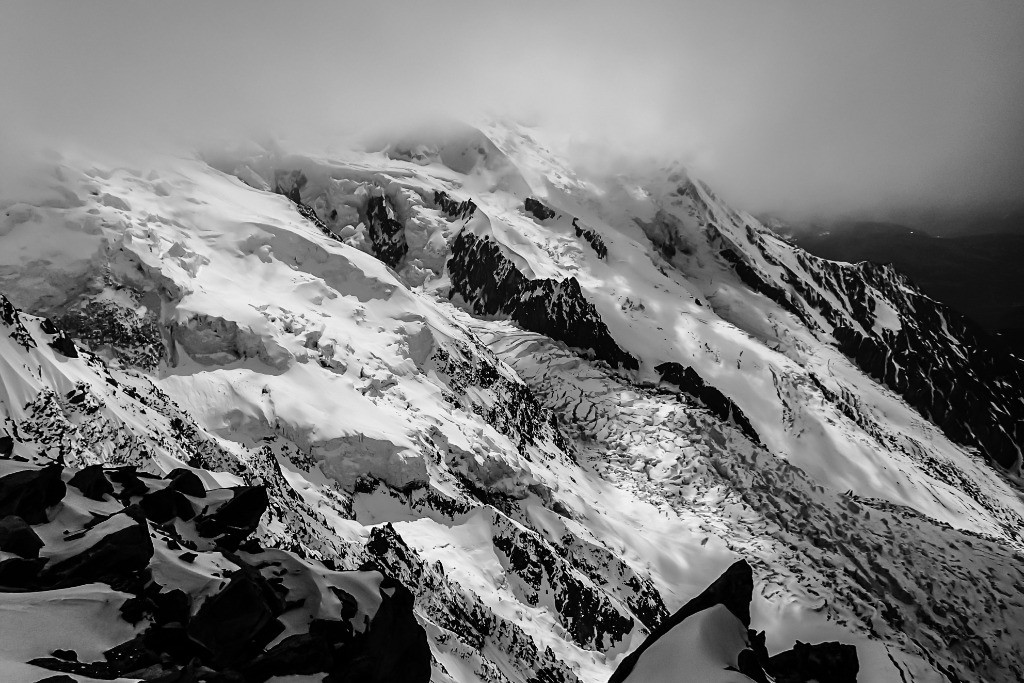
[
  {"xmin": 769, "ymin": 640, "xmax": 859, "ymax": 683},
  {"xmin": 1, "ymin": 293, "xmax": 36, "ymax": 351},
  {"xmin": 435, "ymin": 189, "xmax": 477, "ymax": 220},
  {"xmin": 432, "ymin": 341, "xmax": 572, "ymax": 454},
  {"xmin": 492, "ymin": 514, "xmax": 637, "ymax": 650},
  {"xmin": 710, "ymin": 216, "xmax": 1024, "ymax": 469},
  {"xmin": 829, "ymin": 262, "xmax": 1024, "ymax": 469},
  {"xmin": 609, "ymin": 559, "xmax": 858, "ymax": 683},
  {"xmin": 364, "ymin": 521, "xmax": 584, "ymax": 683},
  {"xmin": 366, "ymin": 194, "xmax": 409, "ymax": 268},
  {"xmin": 449, "ymin": 230, "xmax": 637, "ymax": 370},
  {"xmin": 655, "ymin": 362, "xmax": 760, "ymax": 444},
  {"xmin": 573, "ymin": 217, "xmax": 608, "ymax": 259},
  {"xmin": 54, "ymin": 295, "xmax": 165, "ymax": 371},
  {"xmin": 0, "ymin": 456, "xmax": 431, "ymax": 683},
  {"xmin": 525, "ymin": 197, "xmax": 557, "ymax": 221},
  {"xmin": 0, "ymin": 464, "xmax": 67, "ymax": 524}
]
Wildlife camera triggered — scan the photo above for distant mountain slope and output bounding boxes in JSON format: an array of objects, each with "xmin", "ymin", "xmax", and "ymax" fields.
[{"xmin": 791, "ymin": 222, "xmax": 1024, "ymax": 349}]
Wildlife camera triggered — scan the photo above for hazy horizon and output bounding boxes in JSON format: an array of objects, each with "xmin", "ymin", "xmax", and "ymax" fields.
[{"xmin": 2, "ymin": 1, "xmax": 1023, "ymax": 227}]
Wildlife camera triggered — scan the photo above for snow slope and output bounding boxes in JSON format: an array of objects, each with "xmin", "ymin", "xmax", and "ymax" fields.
[{"xmin": 0, "ymin": 122, "xmax": 1022, "ymax": 682}]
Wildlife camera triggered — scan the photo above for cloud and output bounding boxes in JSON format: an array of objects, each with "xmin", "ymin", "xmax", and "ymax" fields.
[{"xmin": 2, "ymin": 1, "xmax": 1023, "ymax": 221}]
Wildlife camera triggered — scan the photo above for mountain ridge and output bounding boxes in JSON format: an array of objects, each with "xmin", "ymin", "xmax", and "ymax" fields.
[{"xmin": 0, "ymin": 121, "xmax": 1022, "ymax": 682}]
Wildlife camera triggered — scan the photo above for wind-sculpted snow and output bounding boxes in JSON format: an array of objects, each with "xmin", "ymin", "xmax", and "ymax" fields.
[
  {"xmin": 0, "ymin": 455, "xmax": 430, "ymax": 682},
  {"xmin": 0, "ymin": 122, "xmax": 1023, "ymax": 682}
]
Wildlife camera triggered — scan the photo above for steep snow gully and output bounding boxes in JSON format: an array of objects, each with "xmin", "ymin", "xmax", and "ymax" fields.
[{"xmin": 0, "ymin": 121, "xmax": 1022, "ymax": 682}]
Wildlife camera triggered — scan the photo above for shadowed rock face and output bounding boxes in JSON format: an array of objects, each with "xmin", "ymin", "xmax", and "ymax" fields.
[
  {"xmin": 0, "ymin": 464, "xmax": 66, "ymax": 524},
  {"xmin": 449, "ymin": 230, "xmax": 638, "ymax": 370},
  {"xmin": 573, "ymin": 217, "xmax": 608, "ymax": 260},
  {"xmin": 655, "ymin": 362, "xmax": 761, "ymax": 444},
  {"xmin": 366, "ymin": 194, "xmax": 409, "ymax": 268},
  {"xmin": 435, "ymin": 190, "xmax": 477, "ymax": 220},
  {"xmin": 525, "ymin": 197, "xmax": 557, "ymax": 222},
  {"xmin": 712, "ymin": 217, "xmax": 1024, "ymax": 470},
  {"xmin": 769, "ymin": 641, "xmax": 859, "ymax": 683},
  {"xmin": 608, "ymin": 559, "xmax": 859, "ymax": 683},
  {"xmin": 829, "ymin": 261, "xmax": 1024, "ymax": 469},
  {"xmin": 653, "ymin": 191, "xmax": 1024, "ymax": 471}
]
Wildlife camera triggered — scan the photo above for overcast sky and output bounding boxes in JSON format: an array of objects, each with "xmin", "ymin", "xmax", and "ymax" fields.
[{"xmin": 2, "ymin": 1, "xmax": 1023, "ymax": 222}]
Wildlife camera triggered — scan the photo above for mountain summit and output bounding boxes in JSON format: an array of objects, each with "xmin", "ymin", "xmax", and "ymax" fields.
[{"xmin": 0, "ymin": 121, "xmax": 1021, "ymax": 682}]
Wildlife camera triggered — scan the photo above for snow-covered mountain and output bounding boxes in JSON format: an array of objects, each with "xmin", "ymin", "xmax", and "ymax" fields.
[{"xmin": 1, "ymin": 120, "xmax": 1022, "ymax": 682}]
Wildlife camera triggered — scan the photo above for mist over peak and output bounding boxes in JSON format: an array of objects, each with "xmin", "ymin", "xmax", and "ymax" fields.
[{"xmin": 2, "ymin": 1, "xmax": 1023, "ymax": 225}]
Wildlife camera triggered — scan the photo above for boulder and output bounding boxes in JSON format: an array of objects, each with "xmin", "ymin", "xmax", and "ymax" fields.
[
  {"xmin": 0, "ymin": 515, "xmax": 44, "ymax": 558},
  {"xmin": 195, "ymin": 486, "xmax": 268, "ymax": 550},
  {"xmin": 141, "ymin": 488, "xmax": 196, "ymax": 524},
  {"xmin": 0, "ymin": 464, "xmax": 67, "ymax": 524},
  {"xmin": 769, "ymin": 640, "xmax": 859, "ymax": 683},
  {"xmin": 68, "ymin": 465, "xmax": 114, "ymax": 501},
  {"xmin": 165, "ymin": 468, "xmax": 206, "ymax": 497}
]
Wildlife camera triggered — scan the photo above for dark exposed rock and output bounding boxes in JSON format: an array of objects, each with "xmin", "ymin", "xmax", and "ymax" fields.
[
  {"xmin": 0, "ymin": 434, "xmax": 12, "ymax": 457},
  {"xmin": 0, "ymin": 515, "xmax": 44, "ymax": 558},
  {"xmin": 55, "ymin": 295, "xmax": 165, "ymax": 371},
  {"xmin": 10, "ymin": 456, "xmax": 432, "ymax": 683},
  {"xmin": 609, "ymin": 560, "xmax": 754, "ymax": 683},
  {"xmin": 195, "ymin": 486, "xmax": 268, "ymax": 550},
  {"xmin": 105, "ymin": 466, "xmax": 153, "ymax": 499},
  {"xmin": 295, "ymin": 200, "xmax": 330, "ymax": 232},
  {"xmin": 324, "ymin": 569, "xmax": 432, "ymax": 683},
  {"xmin": 165, "ymin": 468, "xmax": 206, "ymax": 497},
  {"xmin": 0, "ymin": 293, "xmax": 18, "ymax": 326},
  {"xmin": 0, "ymin": 293, "xmax": 35, "ymax": 350},
  {"xmin": 0, "ymin": 556, "xmax": 46, "ymax": 587},
  {"xmin": 717, "ymin": 245, "xmax": 810, "ymax": 326},
  {"xmin": 524, "ymin": 197, "xmax": 557, "ymax": 221},
  {"xmin": 364, "ymin": 522, "xmax": 580, "ymax": 682},
  {"xmin": 573, "ymin": 217, "xmax": 608, "ymax": 259},
  {"xmin": 68, "ymin": 465, "xmax": 114, "ymax": 501},
  {"xmin": 141, "ymin": 487, "xmax": 197, "ymax": 524},
  {"xmin": 434, "ymin": 190, "xmax": 477, "ymax": 220},
  {"xmin": 656, "ymin": 362, "xmax": 761, "ymax": 444},
  {"xmin": 366, "ymin": 195, "xmax": 408, "ymax": 268},
  {"xmin": 271, "ymin": 169, "xmax": 341, "ymax": 243},
  {"xmin": 737, "ymin": 647, "xmax": 771, "ymax": 683},
  {"xmin": 48, "ymin": 329, "xmax": 80, "ymax": 359},
  {"xmin": 769, "ymin": 640, "xmax": 859, "ymax": 683},
  {"xmin": 0, "ymin": 464, "xmax": 67, "ymax": 524},
  {"xmin": 274, "ymin": 169, "xmax": 306, "ymax": 205},
  {"xmin": 449, "ymin": 230, "xmax": 637, "ymax": 370},
  {"xmin": 493, "ymin": 519, "xmax": 635, "ymax": 650},
  {"xmin": 829, "ymin": 264, "xmax": 1024, "ymax": 468},
  {"xmin": 431, "ymin": 342, "xmax": 572, "ymax": 455},
  {"xmin": 40, "ymin": 513, "xmax": 153, "ymax": 588},
  {"xmin": 710, "ymin": 220, "xmax": 1024, "ymax": 469},
  {"xmin": 188, "ymin": 567, "xmax": 286, "ymax": 666},
  {"xmin": 682, "ymin": 559, "xmax": 753, "ymax": 627}
]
